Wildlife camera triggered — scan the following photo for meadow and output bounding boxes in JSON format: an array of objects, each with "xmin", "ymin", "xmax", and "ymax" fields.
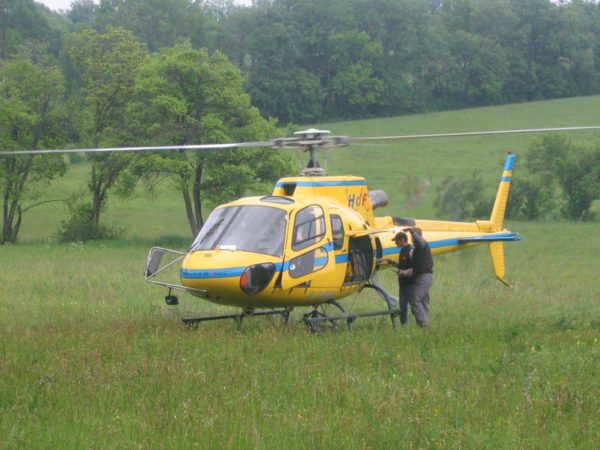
[{"xmin": 1, "ymin": 97, "xmax": 599, "ymax": 448}]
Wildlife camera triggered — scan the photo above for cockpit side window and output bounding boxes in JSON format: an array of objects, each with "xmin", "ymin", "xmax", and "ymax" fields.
[
  {"xmin": 331, "ymin": 214, "xmax": 344, "ymax": 250},
  {"xmin": 292, "ymin": 205, "xmax": 326, "ymax": 251}
]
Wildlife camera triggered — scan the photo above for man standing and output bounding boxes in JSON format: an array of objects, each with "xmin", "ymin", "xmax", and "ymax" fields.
[
  {"xmin": 406, "ymin": 227, "xmax": 433, "ymax": 327},
  {"xmin": 390, "ymin": 232, "xmax": 415, "ymax": 326}
]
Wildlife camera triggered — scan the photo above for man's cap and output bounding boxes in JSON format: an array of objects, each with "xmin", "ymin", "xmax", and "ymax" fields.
[{"xmin": 391, "ymin": 232, "xmax": 408, "ymax": 242}]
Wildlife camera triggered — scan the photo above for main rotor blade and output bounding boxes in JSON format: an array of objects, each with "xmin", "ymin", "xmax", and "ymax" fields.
[
  {"xmin": 0, "ymin": 140, "xmax": 275, "ymax": 156},
  {"xmin": 2, "ymin": 125, "xmax": 599, "ymax": 156},
  {"xmin": 349, "ymin": 126, "xmax": 600, "ymax": 143}
]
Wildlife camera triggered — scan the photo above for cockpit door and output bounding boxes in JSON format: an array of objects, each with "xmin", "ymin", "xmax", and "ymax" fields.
[{"xmin": 279, "ymin": 204, "xmax": 337, "ymax": 290}]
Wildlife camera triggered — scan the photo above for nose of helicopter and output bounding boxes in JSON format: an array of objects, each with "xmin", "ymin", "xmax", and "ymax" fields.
[{"xmin": 180, "ymin": 250, "xmax": 281, "ymax": 305}]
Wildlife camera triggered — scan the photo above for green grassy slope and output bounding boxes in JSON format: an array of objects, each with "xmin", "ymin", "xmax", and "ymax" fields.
[
  {"xmin": 1, "ymin": 96, "xmax": 599, "ymax": 449},
  {"xmin": 320, "ymin": 95, "xmax": 600, "ymax": 218},
  {"xmin": 16, "ymin": 95, "xmax": 600, "ymax": 243}
]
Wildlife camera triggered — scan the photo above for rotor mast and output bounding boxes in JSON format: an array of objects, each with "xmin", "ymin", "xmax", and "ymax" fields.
[{"xmin": 294, "ymin": 129, "xmax": 331, "ymax": 176}]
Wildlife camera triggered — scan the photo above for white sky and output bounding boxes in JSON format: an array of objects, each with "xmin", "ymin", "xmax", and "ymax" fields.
[{"xmin": 37, "ymin": 0, "xmax": 74, "ymax": 10}]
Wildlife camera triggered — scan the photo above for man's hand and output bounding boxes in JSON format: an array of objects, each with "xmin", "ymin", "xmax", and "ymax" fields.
[{"xmin": 405, "ymin": 226, "xmax": 422, "ymax": 236}]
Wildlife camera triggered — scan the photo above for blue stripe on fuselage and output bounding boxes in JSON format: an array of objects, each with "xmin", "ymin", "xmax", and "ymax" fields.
[
  {"xmin": 181, "ymin": 233, "xmax": 519, "ymax": 279},
  {"xmin": 275, "ymin": 180, "xmax": 366, "ymax": 188},
  {"xmin": 181, "ymin": 267, "xmax": 246, "ymax": 279}
]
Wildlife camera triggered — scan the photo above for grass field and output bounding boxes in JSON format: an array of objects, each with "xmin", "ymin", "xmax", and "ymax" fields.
[{"xmin": 1, "ymin": 97, "xmax": 600, "ymax": 448}]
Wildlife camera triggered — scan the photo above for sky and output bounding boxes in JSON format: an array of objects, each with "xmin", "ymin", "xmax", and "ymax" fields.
[{"xmin": 37, "ymin": 0, "xmax": 73, "ymax": 10}]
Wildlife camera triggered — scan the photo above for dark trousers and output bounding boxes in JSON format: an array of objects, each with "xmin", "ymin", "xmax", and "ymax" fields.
[
  {"xmin": 412, "ymin": 273, "xmax": 433, "ymax": 327},
  {"xmin": 399, "ymin": 283, "xmax": 415, "ymax": 325}
]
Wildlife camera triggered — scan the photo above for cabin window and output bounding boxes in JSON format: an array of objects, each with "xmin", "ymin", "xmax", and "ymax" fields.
[
  {"xmin": 261, "ymin": 196, "xmax": 294, "ymax": 205},
  {"xmin": 292, "ymin": 205, "xmax": 326, "ymax": 251},
  {"xmin": 191, "ymin": 205, "xmax": 287, "ymax": 257},
  {"xmin": 289, "ymin": 247, "xmax": 329, "ymax": 278},
  {"xmin": 331, "ymin": 214, "xmax": 344, "ymax": 250}
]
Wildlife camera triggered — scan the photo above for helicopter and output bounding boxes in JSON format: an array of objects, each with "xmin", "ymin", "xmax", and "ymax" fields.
[{"xmin": 2, "ymin": 126, "xmax": 599, "ymax": 330}]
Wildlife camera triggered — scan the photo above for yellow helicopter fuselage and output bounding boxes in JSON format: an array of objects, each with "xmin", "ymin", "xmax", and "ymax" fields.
[{"xmin": 178, "ymin": 154, "xmax": 520, "ymax": 308}]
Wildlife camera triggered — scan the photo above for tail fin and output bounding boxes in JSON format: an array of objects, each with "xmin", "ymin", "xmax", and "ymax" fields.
[
  {"xmin": 489, "ymin": 241, "xmax": 511, "ymax": 287},
  {"xmin": 490, "ymin": 152, "xmax": 517, "ymax": 230},
  {"xmin": 489, "ymin": 153, "xmax": 517, "ymax": 286}
]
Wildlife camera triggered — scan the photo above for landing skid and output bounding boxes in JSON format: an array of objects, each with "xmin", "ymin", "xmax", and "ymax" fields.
[
  {"xmin": 163, "ymin": 289, "xmax": 291, "ymax": 330},
  {"xmin": 162, "ymin": 276, "xmax": 400, "ymax": 332}
]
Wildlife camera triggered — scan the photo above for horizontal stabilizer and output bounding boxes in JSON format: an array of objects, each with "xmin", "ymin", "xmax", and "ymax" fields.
[{"xmin": 458, "ymin": 233, "xmax": 523, "ymax": 244}]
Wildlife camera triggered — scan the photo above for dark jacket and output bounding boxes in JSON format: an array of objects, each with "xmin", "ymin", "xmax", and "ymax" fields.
[
  {"xmin": 398, "ymin": 244, "xmax": 415, "ymax": 285},
  {"xmin": 412, "ymin": 233, "xmax": 433, "ymax": 275}
]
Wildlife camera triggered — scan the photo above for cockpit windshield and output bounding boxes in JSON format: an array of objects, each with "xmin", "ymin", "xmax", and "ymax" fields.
[{"xmin": 190, "ymin": 205, "xmax": 287, "ymax": 257}]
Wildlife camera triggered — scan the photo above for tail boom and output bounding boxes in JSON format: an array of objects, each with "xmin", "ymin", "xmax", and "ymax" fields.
[{"xmin": 377, "ymin": 152, "xmax": 522, "ymax": 285}]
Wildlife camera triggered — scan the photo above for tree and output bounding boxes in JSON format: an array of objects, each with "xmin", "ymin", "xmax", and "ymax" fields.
[
  {"xmin": 324, "ymin": 31, "xmax": 384, "ymax": 118},
  {"xmin": 63, "ymin": 27, "xmax": 147, "ymax": 230},
  {"xmin": 222, "ymin": 7, "xmax": 325, "ymax": 123},
  {"xmin": 68, "ymin": 0, "xmax": 98, "ymax": 27},
  {"xmin": 0, "ymin": 46, "xmax": 67, "ymax": 244},
  {"xmin": 128, "ymin": 43, "xmax": 293, "ymax": 236},
  {"xmin": 93, "ymin": 0, "xmax": 213, "ymax": 51},
  {"xmin": 506, "ymin": 178, "xmax": 557, "ymax": 221},
  {"xmin": 0, "ymin": 0, "xmax": 54, "ymax": 58},
  {"xmin": 443, "ymin": 30, "xmax": 509, "ymax": 107},
  {"xmin": 436, "ymin": 171, "xmax": 493, "ymax": 221},
  {"xmin": 527, "ymin": 135, "xmax": 600, "ymax": 221}
]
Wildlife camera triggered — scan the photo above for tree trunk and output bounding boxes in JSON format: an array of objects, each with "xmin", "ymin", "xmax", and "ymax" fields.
[
  {"xmin": 1, "ymin": 158, "xmax": 15, "ymax": 244},
  {"xmin": 90, "ymin": 168, "xmax": 109, "ymax": 225},
  {"xmin": 183, "ymin": 188, "xmax": 200, "ymax": 236},
  {"xmin": 192, "ymin": 161, "xmax": 204, "ymax": 230},
  {"xmin": 1, "ymin": 157, "xmax": 32, "ymax": 244},
  {"xmin": 181, "ymin": 161, "xmax": 206, "ymax": 237}
]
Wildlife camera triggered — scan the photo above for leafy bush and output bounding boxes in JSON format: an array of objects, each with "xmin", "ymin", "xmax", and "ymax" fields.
[
  {"xmin": 58, "ymin": 201, "xmax": 123, "ymax": 242},
  {"xmin": 527, "ymin": 135, "xmax": 600, "ymax": 221},
  {"xmin": 507, "ymin": 178, "xmax": 558, "ymax": 221},
  {"xmin": 436, "ymin": 171, "xmax": 493, "ymax": 221}
]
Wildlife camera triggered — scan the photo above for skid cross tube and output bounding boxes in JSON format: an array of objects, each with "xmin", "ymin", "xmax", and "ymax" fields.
[
  {"xmin": 303, "ymin": 307, "xmax": 401, "ymax": 331},
  {"xmin": 302, "ymin": 281, "xmax": 401, "ymax": 331},
  {"xmin": 182, "ymin": 308, "xmax": 291, "ymax": 329}
]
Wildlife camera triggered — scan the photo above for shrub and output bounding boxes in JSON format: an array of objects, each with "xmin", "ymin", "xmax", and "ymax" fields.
[
  {"xmin": 436, "ymin": 171, "xmax": 493, "ymax": 221},
  {"xmin": 58, "ymin": 201, "xmax": 123, "ymax": 242}
]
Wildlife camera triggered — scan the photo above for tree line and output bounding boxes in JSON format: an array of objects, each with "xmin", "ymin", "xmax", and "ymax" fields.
[
  {"xmin": 1, "ymin": 0, "xmax": 599, "ymax": 243},
  {"xmin": 3, "ymin": 0, "xmax": 600, "ymax": 123}
]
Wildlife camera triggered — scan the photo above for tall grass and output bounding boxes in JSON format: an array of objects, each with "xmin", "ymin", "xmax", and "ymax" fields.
[{"xmin": 1, "ymin": 221, "xmax": 599, "ymax": 448}]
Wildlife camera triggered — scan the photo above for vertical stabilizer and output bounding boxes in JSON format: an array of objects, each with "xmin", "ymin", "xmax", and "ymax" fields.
[
  {"xmin": 490, "ymin": 153, "xmax": 517, "ymax": 230},
  {"xmin": 489, "ymin": 241, "xmax": 511, "ymax": 287}
]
